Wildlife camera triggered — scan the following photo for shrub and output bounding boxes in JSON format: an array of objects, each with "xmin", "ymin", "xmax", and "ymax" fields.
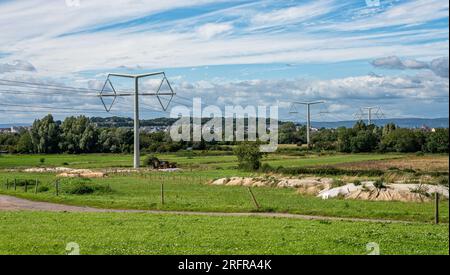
[
  {"xmin": 61, "ymin": 178, "xmax": 113, "ymax": 195},
  {"xmin": 353, "ymin": 179, "xmax": 362, "ymax": 186},
  {"xmin": 331, "ymin": 179, "xmax": 345, "ymax": 188},
  {"xmin": 143, "ymin": 155, "xmax": 161, "ymax": 168},
  {"xmin": 37, "ymin": 186, "xmax": 49, "ymax": 192},
  {"xmin": 437, "ymin": 176, "xmax": 449, "ymax": 187},
  {"xmin": 39, "ymin": 158, "xmax": 45, "ymax": 164},
  {"xmin": 373, "ymin": 179, "xmax": 386, "ymax": 190},
  {"xmin": 233, "ymin": 142, "xmax": 265, "ymax": 171},
  {"xmin": 259, "ymin": 163, "xmax": 272, "ymax": 173}
]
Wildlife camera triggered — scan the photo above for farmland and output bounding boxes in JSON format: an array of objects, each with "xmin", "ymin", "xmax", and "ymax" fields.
[{"xmin": 0, "ymin": 152, "xmax": 448, "ymax": 255}]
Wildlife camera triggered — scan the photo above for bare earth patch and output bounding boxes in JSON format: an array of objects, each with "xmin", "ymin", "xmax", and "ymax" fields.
[
  {"xmin": 331, "ymin": 155, "xmax": 449, "ymax": 172},
  {"xmin": 210, "ymin": 176, "xmax": 449, "ymax": 202}
]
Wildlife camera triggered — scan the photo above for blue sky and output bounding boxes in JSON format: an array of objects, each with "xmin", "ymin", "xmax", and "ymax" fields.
[{"xmin": 0, "ymin": 0, "xmax": 448, "ymax": 123}]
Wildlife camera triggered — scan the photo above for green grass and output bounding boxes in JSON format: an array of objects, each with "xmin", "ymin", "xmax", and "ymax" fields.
[
  {"xmin": 0, "ymin": 211, "xmax": 447, "ymax": 255},
  {"xmin": 1, "ymin": 171, "xmax": 447, "ymax": 223},
  {"xmin": 0, "ymin": 153, "xmax": 403, "ymax": 169}
]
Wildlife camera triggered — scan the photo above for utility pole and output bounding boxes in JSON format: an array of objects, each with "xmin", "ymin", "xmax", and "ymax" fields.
[
  {"xmin": 290, "ymin": 101, "xmax": 324, "ymax": 147},
  {"xmin": 354, "ymin": 106, "xmax": 384, "ymax": 125},
  {"xmin": 98, "ymin": 72, "xmax": 175, "ymax": 169}
]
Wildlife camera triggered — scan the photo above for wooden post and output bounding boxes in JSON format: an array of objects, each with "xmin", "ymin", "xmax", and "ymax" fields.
[
  {"xmin": 247, "ymin": 187, "xmax": 260, "ymax": 209},
  {"xmin": 5, "ymin": 179, "xmax": 8, "ymax": 190},
  {"xmin": 14, "ymin": 179, "xmax": 16, "ymax": 191},
  {"xmin": 24, "ymin": 180, "xmax": 28, "ymax": 192},
  {"xmin": 160, "ymin": 182, "xmax": 165, "ymax": 205},
  {"xmin": 435, "ymin": 192, "xmax": 439, "ymax": 224},
  {"xmin": 35, "ymin": 179, "xmax": 38, "ymax": 194},
  {"xmin": 55, "ymin": 180, "xmax": 59, "ymax": 196}
]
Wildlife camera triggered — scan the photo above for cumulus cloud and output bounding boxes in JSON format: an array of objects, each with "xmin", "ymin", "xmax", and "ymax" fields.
[
  {"xmin": 429, "ymin": 57, "xmax": 449, "ymax": 78},
  {"xmin": 371, "ymin": 56, "xmax": 449, "ymax": 78},
  {"xmin": 0, "ymin": 60, "xmax": 36, "ymax": 74}
]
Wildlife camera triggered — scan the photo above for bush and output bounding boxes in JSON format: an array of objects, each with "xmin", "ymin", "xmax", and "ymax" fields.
[
  {"xmin": 233, "ymin": 142, "xmax": 265, "ymax": 171},
  {"xmin": 39, "ymin": 158, "xmax": 45, "ymax": 164},
  {"xmin": 37, "ymin": 186, "xmax": 49, "ymax": 192},
  {"xmin": 353, "ymin": 179, "xmax": 362, "ymax": 186},
  {"xmin": 61, "ymin": 178, "xmax": 113, "ymax": 195},
  {"xmin": 331, "ymin": 179, "xmax": 345, "ymax": 188},
  {"xmin": 437, "ymin": 176, "xmax": 449, "ymax": 187},
  {"xmin": 259, "ymin": 163, "xmax": 272, "ymax": 173},
  {"xmin": 143, "ymin": 155, "xmax": 159, "ymax": 168},
  {"xmin": 373, "ymin": 179, "xmax": 386, "ymax": 190}
]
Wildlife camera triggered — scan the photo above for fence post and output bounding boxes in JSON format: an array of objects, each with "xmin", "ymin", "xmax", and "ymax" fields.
[
  {"xmin": 435, "ymin": 192, "xmax": 439, "ymax": 224},
  {"xmin": 55, "ymin": 180, "xmax": 59, "ymax": 196},
  {"xmin": 14, "ymin": 179, "xmax": 16, "ymax": 191},
  {"xmin": 161, "ymin": 182, "xmax": 165, "ymax": 205},
  {"xmin": 35, "ymin": 179, "xmax": 38, "ymax": 194},
  {"xmin": 24, "ymin": 180, "xmax": 27, "ymax": 193},
  {"xmin": 247, "ymin": 187, "xmax": 260, "ymax": 209}
]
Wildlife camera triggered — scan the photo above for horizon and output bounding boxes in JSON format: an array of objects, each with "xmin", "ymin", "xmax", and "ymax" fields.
[{"xmin": 1, "ymin": 115, "xmax": 448, "ymax": 128}]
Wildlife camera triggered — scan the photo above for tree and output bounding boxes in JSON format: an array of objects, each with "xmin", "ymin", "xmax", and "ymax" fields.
[
  {"xmin": 426, "ymin": 128, "xmax": 449, "ymax": 153},
  {"xmin": 382, "ymin": 123, "xmax": 396, "ymax": 136},
  {"xmin": 60, "ymin": 116, "xmax": 97, "ymax": 153},
  {"xmin": 312, "ymin": 129, "xmax": 337, "ymax": 151},
  {"xmin": 16, "ymin": 131, "xmax": 33, "ymax": 153},
  {"xmin": 279, "ymin": 122, "xmax": 305, "ymax": 144},
  {"xmin": 30, "ymin": 114, "xmax": 60, "ymax": 153},
  {"xmin": 233, "ymin": 142, "xmax": 264, "ymax": 171},
  {"xmin": 380, "ymin": 128, "xmax": 423, "ymax": 152},
  {"xmin": 337, "ymin": 127, "xmax": 354, "ymax": 153},
  {"xmin": 350, "ymin": 130, "xmax": 378, "ymax": 152}
]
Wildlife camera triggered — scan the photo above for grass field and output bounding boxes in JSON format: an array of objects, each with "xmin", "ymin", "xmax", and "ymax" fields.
[
  {"xmin": 0, "ymin": 171, "xmax": 448, "ymax": 223},
  {"xmin": 0, "ymin": 152, "xmax": 403, "ymax": 169},
  {"xmin": 0, "ymin": 211, "xmax": 447, "ymax": 255},
  {"xmin": 1, "ymin": 152, "xmax": 448, "ymax": 255}
]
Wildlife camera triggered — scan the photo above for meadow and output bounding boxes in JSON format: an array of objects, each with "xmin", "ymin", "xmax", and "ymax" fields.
[
  {"xmin": 0, "ymin": 153, "xmax": 448, "ymax": 223},
  {"xmin": 0, "ymin": 152, "xmax": 448, "ymax": 255},
  {"xmin": 0, "ymin": 152, "xmax": 403, "ymax": 169},
  {"xmin": 0, "ymin": 211, "xmax": 448, "ymax": 255}
]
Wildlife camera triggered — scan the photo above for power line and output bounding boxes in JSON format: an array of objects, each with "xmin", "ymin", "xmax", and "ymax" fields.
[
  {"xmin": 0, "ymin": 78, "xmax": 101, "ymax": 93},
  {"xmin": 0, "ymin": 102, "xmax": 104, "ymax": 112},
  {"xmin": 0, "ymin": 88, "xmax": 98, "ymax": 97}
]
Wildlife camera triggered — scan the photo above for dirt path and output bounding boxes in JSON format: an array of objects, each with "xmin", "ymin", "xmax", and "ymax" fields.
[{"xmin": 0, "ymin": 194, "xmax": 414, "ymax": 223}]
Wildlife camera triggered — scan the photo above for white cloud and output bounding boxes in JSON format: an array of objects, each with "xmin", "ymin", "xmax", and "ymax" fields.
[
  {"xmin": 0, "ymin": 60, "xmax": 36, "ymax": 74},
  {"xmin": 372, "ymin": 56, "xmax": 449, "ymax": 78},
  {"xmin": 196, "ymin": 23, "xmax": 233, "ymax": 39},
  {"xmin": 326, "ymin": 0, "xmax": 449, "ymax": 31},
  {"xmin": 250, "ymin": 0, "xmax": 336, "ymax": 29}
]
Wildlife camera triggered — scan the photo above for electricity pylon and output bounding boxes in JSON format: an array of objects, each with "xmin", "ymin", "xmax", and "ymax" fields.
[
  {"xmin": 354, "ymin": 106, "xmax": 384, "ymax": 125},
  {"xmin": 98, "ymin": 72, "xmax": 175, "ymax": 169},
  {"xmin": 289, "ymin": 101, "xmax": 324, "ymax": 147}
]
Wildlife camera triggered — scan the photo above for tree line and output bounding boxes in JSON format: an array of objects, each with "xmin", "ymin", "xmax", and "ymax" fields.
[
  {"xmin": 0, "ymin": 114, "xmax": 448, "ymax": 154},
  {"xmin": 279, "ymin": 121, "xmax": 448, "ymax": 153}
]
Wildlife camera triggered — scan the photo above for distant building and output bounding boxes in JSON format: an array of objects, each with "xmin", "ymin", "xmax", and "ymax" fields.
[
  {"xmin": 0, "ymin": 126, "xmax": 30, "ymax": 133},
  {"xmin": 420, "ymin": 124, "xmax": 436, "ymax": 132}
]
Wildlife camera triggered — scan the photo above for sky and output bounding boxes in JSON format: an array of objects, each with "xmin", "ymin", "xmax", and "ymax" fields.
[{"xmin": 0, "ymin": 0, "xmax": 448, "ymax": 124}]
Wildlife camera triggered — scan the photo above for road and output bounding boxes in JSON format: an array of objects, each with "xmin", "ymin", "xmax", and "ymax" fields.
[{"xmin": 0, "ymin": 194, "xmax": 415, "ymax": 223}]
